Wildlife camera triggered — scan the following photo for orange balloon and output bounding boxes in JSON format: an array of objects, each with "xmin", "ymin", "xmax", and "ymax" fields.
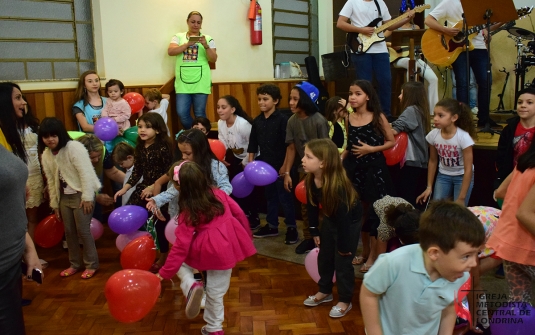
[
  {"xmin": 34, "ymin": 214, "xmax": 65, "ymax": 248},
  {"xmin": 120, "ymin": 236, "xmax": 156, "ymax": 271},
  {"xmin": 208, "ymin": 139, "xmax": 227, "ymax": 161},
  {"xmin": 383, "ymin": 132, "xmax": 408, "ymax": 166},
  {"xmin": 123, "ymin": 92, "xmax": 144, "ymax": 113},
  {"xmin": 295, "ymin": 180, "xmax": 307, "ymax": 204},
  {"xmin": 105, "ymin": 269, "xmax": 161, "ymax": 323}
]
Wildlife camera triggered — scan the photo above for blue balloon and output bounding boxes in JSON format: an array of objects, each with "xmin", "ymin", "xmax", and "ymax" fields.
[
  {"xmin": 244, "ymin": 161, "xmax": 278, "ymax": 186},
  {"xmin": 108, "ymin": 205, "xmax": 148, "ymax": 234},
  {"xmin": 94, "ymin": 117, "xmax": 119, "ymax": 141},
  {"xmin": 231, "ymin": 172, "xmax": 254, "ymax": 198}
]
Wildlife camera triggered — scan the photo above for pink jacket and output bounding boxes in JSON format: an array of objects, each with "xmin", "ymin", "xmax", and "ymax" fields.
[{"xmin": 101, "ymin": 99, "xmax": 131, "ymax": 131}]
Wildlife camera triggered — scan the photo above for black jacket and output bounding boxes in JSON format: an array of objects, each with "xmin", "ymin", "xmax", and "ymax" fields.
[{"xmin": 495, "ymin": 116, "xmax": 520, "ymax": 189}]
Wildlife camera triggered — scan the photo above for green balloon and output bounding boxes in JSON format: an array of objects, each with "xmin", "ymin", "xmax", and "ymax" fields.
[
  {"xmin": 68, "ymin": 131, "xmax": 86, "ymax": 140},
  {"xmin": 497, "ymin": 198, "xmax": 503, "ymax": 209},
  {"xmin": 123, "ymin": 126, "xmax": 138, "ymax": 143}
]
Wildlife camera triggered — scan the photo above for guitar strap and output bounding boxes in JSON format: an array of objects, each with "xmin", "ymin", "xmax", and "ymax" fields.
[{"xmin": 373, "ymin": 0, "xmax": 382, "ymax": 21}]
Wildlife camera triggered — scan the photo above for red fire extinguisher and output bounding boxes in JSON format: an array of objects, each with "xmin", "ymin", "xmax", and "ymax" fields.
[{"xmin": 248, "ymin": 0, "xmax": 262, "ymax": 45}]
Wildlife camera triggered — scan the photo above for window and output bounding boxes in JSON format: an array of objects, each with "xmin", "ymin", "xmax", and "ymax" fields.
[
  {"xmin": 0, "ymin": 0, "xmax": 95, "ymax": 81},
  {"xmin": 272, "ymin": 0, "xmax": 318, "ymax": 75}
]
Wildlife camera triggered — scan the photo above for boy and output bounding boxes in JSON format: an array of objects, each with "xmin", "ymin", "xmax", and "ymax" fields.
[
  {"xmin": 112, "ymin": 142, "xmax": 141, "ymax": 206},
  {"xmin": 192, "ymin": 116, "xmax": 212, "ymax": 136},
  {"xmin": 143, "ymin": 89, "xmax": 171, "ymax": 135},
  {"xmin": 360, "ymin": 200, "xmax": 485, "ymax": 335},
  {"xmin": 247, "ymin": 84, "xmax": 298, "ymax": 244}
]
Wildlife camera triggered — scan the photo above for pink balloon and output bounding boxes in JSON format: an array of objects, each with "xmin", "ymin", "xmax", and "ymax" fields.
[
  {"xmin": 164, "ymin": 219, "xmax": 177, "ymax": 245},
  {"xmin": 304, "ymin": 247, "xmax": 336, "ymax": 283},
  {"xmin": 90, "ymin": 218, "xmax": 104, "ymax": 240},
  {"xmin": 116, "ymin": 231, "xmax": 150, "ymax": 252}
]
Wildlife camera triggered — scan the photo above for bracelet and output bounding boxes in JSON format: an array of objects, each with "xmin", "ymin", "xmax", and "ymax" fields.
[
  {"xmin": 284, "ymin": 172, "xmax": 289, "ymax": 175},
  {"xmin": 426, "ymin": 186, "xmax": 432, "ymax": 189}
]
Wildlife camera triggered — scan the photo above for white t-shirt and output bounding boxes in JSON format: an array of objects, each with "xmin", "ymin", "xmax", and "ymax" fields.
[
  {"xmin": 426, "ymin": 127, "xmax": 474, "ymax": 176},
  {"xmin": 148, "ymin": 98, "xmax": 170, "ymax": 135},
  {"xmin": 339, "ymin": 0, "xmax": 392, "ymax": 54},
  {"xmin": 428, "ymin": 0, "xmax": 486, "ymax": 49},
  {"xmin": 218, "ymin": 116, "xmax": 252, "ymax": 165}
]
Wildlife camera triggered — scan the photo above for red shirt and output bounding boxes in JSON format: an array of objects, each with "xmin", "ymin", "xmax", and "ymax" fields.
[{"xmin": 513, "ymin": 123, "xmax": 535, "ymax": 166}]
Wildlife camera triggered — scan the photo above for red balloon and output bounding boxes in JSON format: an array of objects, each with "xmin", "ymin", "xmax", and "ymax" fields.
[
  {"xmin": 383, "ymin": 132, "xmax": 408, "ymax": 166},
  {"xmin": 208, "ymin": 139, "xmax": 226, "ymax": 161},
  {"xmin": 105, "ymin": 269, "xmax": 161, "ymax": 323},
  {"xmin": 295, "ymin": 180, "xmax": 307, "ymax": 204},
  {"xmin": 120, "ymin": 236, "xmax": 156, "ymax": 271},
  {"xmin": 123, "ymin": 92, "xmax": 144, "ymax": 113},
  {"xmin": 34, "ymin": 214, "xmax": 65, "ymax": 248}
]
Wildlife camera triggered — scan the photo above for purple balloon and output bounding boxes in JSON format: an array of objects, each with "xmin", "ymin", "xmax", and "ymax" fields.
[
  {"xmin": 116, "ymin": 231, "xmax": 151, "ymax": 252},
  {"xmin": 108, "ymin": 205, "xmax": 148, "ymax": 234},
  {"xmin": 491, "ymin": 304, "xmax": 535, "ymax": 335},
  {"xmin": 90, "ymin": 217, "xmax": 104, "ymax": 240},
  {"xmin": 244, "ymin": 161, "xmax": 278, "ymax": 186},
  {"xmin": 94, "ymin": 117, "xmax": 119, "ymax": 141},
  {"xmin": 231, "ymin": 172, "xmax": 254, "ymax": 198}
]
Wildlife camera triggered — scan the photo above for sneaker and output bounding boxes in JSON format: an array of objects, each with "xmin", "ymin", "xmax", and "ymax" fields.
[
  {"xmin": 284, "ymin": 227, "xmax": 299, "ymax": 245},
  {"xmin": 201, "ymin": 326, "xmax": 224, "ymax": 335},
  {"xmin": 329, "ymin": 303, "xmax": 352, "ymax": 318},
  {"xmin": 295, "ymin": 238, "xmax": 315, "ymax": 254},
  {"xmin": 303, "ymin": 294, "xmax": 333, "ymax": 307},
  {"xmin": 185, "ymin": 281, "xmax": 204, "ymax": 319},
  {"xmin": 253, "ymin": 225, "xmax": 278, "ymax": 238},
  {"xmin": 248, "ymin": 216, "xmax": 261, "ymax": 231}
]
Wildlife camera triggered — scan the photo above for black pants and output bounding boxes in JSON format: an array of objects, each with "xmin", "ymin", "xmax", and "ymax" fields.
[
  {"xmin": 317, "ymin": 219, "xmax": 361, "ymax": 303},
  {"xmin": 0, "ymin": 261, "xmax": 25, "ymax": 335}
]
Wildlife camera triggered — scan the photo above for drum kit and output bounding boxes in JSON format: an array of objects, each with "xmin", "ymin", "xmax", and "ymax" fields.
[{"xmin": 507, "ymin": 25, "xmax": 535, "ymax": 100}]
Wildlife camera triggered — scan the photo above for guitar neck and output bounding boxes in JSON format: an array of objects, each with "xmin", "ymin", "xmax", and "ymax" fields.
[{"xmin": 376, "ymin": 5, "xmax": 430, "ymax": 34}]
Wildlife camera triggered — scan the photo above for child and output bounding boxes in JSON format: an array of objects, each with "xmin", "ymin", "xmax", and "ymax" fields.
[
  {"xmin": 301, "ymin": 139, "xmax": 362, "ymax": 318},
  {"xmin": 114, "ymin": 113, "xmax": 173, "ymax": 270},
  {"xmin": 112, "ymin": 142, "xmax": 139, "ymax": 206},
  {"xmin": 324, "ymin": 96, "xmax": 348, "ymax": 153},
  {"xmin": 247, "ymin": 84, "xmax": 298, "ymax": 243},
  {"xmin": 417, "ymin": 98, "xmax": 477, "ymax": 206},
  {"xmin": 360, "ymin": 200, "xmax": 484, "ymax": 334},
  {"xmin": 143, "ymin": 89, "xmax": 171, "ymax": 135},
  {"xmin": 101, "ymin": 79, "xmax": 131, "ymax": 132},
  {"xmin": 72, "ymin": 71, "xmax": 106, "ymax": 133},
  {"xmin": 192, "ymin": 116, "xmax": 212, "ymax": 135},
  {"xmin": 39, "ymin": 117, "xmax": 102, "ymax": 279},
  {"xmin": 391, "ymin": 81, "xmax": 431, "ymax": 207},
  {"xmin": 341, "ymin": 79, "xmax": 395, "ymax": 273},
  {"xmin": 217, "ymin": 95, "xmax": 259, "ymax": 228},
  {"xmin": 281, "ymin": 81, "xmax": 329, "ymax": 254},
  {"xmin": 156, "ymin": 161, "xmax": 256, "ymax": 334}
]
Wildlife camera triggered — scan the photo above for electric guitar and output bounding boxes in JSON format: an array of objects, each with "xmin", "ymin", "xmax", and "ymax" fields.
[
  {"xmin": 346, "ymin": 4, "xmax": 430, "ymax": 54},
  {"xmin": 421, "ymin": 6, "xmax": 533, "ymax": 67}
]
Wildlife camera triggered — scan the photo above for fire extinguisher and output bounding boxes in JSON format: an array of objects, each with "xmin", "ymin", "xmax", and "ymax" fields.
[{"xmin": 248, "ymin": 0, "xmax": 262, "ymax": 45}]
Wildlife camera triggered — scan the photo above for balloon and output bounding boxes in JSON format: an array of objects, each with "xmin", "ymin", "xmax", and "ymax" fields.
[
  {"xmin": 108, "ymin": 205, "xmax": 148, "ymax": 234},
  {"xmin": 105, "ymin": 269, "xmax": 161, "ymax": 323},
  {"xmin": 34, "ymin": 214, "xmax": 64, "ymax": 248},
  {"xmin": 164, "ymin": 219, "xmax": 177, "ymax": 245},
  {"xmin": 244, "ymin": 161, "xmax": 278, "ymax": 186},
  {"xmin": 231, "ymin": 172, "xmax": 254, "ymax": 198},
  {"xmin": 111, "ymin": 136, "xmax": 136, "ymax": 149},
  {"xmin": 94, "ymin": 117, "xmax": 119, "ymax": 141},
  {"xmin": 67, "ymin": 131, "xmax": 85, "ymax": 140},
  {"xmin": 120, "ymin": 236, "xmax": 156, "ymax": 271},
  {"xmin": 295, "ymin": 180, "xmax": 307, "ymax": 204},
  {"xmin": 208, "ymin": 139, "xmax": 226, "ymax": 161},
  {"xmin": 383, "ymin": 132, "xmax": 408, "ymax": 166},
  {"xmin": 454, "ymin": 277, "xmax": 472, "ymax": 325},
  {"xmin": 123, "ymin": 92, "xmax": 145, "ymax": 114},
  {"xmin": 497, "ymin": 198, "xmax": 503, "ymax": 209},
  {"xmin": 90, "ymin": 218, "xmax": 104, "ymax": 240},
  {"xmin": 491, "ymin": 304, "xmax": 535, "ymax": 335},
  {"xmin": 122, "ymin": 126, "xmax": 139, "ymax": 143},
  {"xmin": 304, "ymin": 248, "xmax": 336, "ymax": 283},
  {"xmin": 116, "ymin": 231, "xmax": 151, "ymax": 252}
]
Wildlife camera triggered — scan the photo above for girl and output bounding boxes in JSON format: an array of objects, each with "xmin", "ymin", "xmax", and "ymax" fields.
[
  {"xmin": 391, "ymin": 81, "xmax": 431, "ymax": 207},
  {"xmin": 341, "ymin": 79, "xmax": 395, "ymax": 273},
  {"xmin": 416, "ymin": 98, "xmax": 476, "ymax": 206},
  {"xmin": 324, "ymin": 96, "xmax": 348, "ymax": 153},
  {"xmin": 301, "ymin": 139, "xmax": 362, "ymax": 319},
  {"xmin": 101, "ymin": 79, "xmax": 131, "ymax": 133},
  {"xmin": 114, "ymin": 113, "xmax": 173, "ymax": 270},
  {"xmin": 156, "ymin": 161, "xmax": 255, "ymax": 335},
  {"xmin": 73, "ymin": 70, "xmax": 107, "ymax": 133},
  {"xmin": 39, "ymin": 117, "xmax": 101, "ymax": 279},
  {"xmin": 217, "ymin": 95, "xmax": 259, "ymax": 226}
]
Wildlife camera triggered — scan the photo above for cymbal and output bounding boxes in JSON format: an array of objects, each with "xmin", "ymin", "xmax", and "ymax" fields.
[{"xmin": 508, "ymin": 27, "xmax": 535, "ymax": 40}]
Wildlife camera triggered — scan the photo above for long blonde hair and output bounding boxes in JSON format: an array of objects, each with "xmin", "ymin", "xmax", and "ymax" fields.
[{"xmin": 77, "ymin": 134, "xmax": 104, "ymax": 176}]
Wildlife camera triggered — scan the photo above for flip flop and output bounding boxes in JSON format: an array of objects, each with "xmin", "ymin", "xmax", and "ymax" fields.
[
  {"xmin": 60, "ymin": 267, "xmax": 78, "ymax": 277},
  {"xmin": 81, "ymin": 269, "xmax": 96, "ymax": 279},
  {"xmin": 352, "ymin": 256, "xmax": 367, "ymax": 265},
  {"xmin": 360, "ymin": 263, "xmax": 372, "ymax": 273}
]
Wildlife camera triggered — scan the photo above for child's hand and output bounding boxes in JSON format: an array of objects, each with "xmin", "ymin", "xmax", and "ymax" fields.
[
  {"xmin": 313, "ymin": 236, "xmax": 320, "ymax": 248},
  {"xmin": 146, "ymin": 198, "xmax": 158, "ymax": 213},
  {"xmin": 155, "ymin": 273, "xmax": 164, "ymax": 281},
  {"xmin": 338, "ymin": 98, "xmax": 347, "ymax": 107},
  {"xmin": 222, "ymin": 160, "xmax": 231, "ymax": 167},
  {"xmin": 140, "ymin": 185, "xmax": 154, "ymax": 199},
  {"xmin": 416, "ymin": 188, "xmax": 432, "ymax": 205},
  {"xmin": 80, "ymin": 200, "xmax": 94, "ymax": 215},
  {"xmin": 54, "ymin": 208, "xmax": 61, "ymax": 221},
  {"xmin": 114, "ymin": 188, "xmax": 126, "ymax": 202},
  {"xmin": 352, "ymin": 141, "xmax": 375, "ymax": 158}
]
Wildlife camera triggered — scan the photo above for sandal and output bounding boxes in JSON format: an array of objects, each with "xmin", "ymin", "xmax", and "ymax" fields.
[
  {"xmin": 60, "ymin": 267, "xmax": 78, "ymax": 277},
  {"xmin": 360, "ymin": 263, "xmax": 372, "ymax": 273},
  {"xmin": 81, "ymin": 269, "xmax": 96, "ymax": 279},
  {"xmin": 352, "ymin": 256, "xmax": 367, "ymax": 265}
]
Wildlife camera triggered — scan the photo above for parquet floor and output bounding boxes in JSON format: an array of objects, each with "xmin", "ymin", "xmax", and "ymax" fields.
[{"xmin": 22, "ymin": 227, "xmax": 367, "ymax": 335}]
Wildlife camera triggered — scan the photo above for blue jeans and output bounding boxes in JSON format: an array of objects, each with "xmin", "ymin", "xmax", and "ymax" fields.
[
  {"xmin": 175, "ymin": 93, "xmax": 208, "ymax": 129},
  {"xmin": 432, "ymin": 172, "xmax": 474, "ymax": 206},
  {"xmin": 350, "ymin": 52, "xmax": 391, "ymax": 116},
  {"xmin": 452, "ymin": 69, "xmax": 477, "ymax": 109},
  {"xmin": 451, "ymin": 49, "xmax": 490, "ymax": 124},
  {"xmin": 265, "ymin": 178, "xmax": 296, "ymax": 229}
]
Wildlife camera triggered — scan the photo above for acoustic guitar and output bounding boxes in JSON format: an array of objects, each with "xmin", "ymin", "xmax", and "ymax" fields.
[
  {"xmin": 346, "ymin": 4, "xmax": 430, "ymax": 54},
  {"xmin": 421, "ymin": 7, "xmax": 533, "ymax": 67}
]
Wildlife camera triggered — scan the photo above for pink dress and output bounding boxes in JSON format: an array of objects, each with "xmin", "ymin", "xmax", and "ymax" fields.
[{"xmin": 159, "ymin": 188, "xmax": 256, "ymax": 279}]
